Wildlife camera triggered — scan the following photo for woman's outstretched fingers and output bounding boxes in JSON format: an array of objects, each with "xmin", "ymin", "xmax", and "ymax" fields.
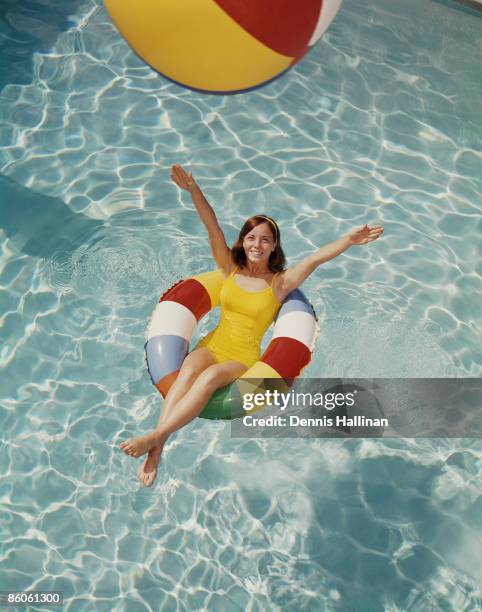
[
  {"xmin": 369, "ymin": 226, "xmax": 384, "ymax": 241},
  {"xmin": 171, "ymin": 164, "xmax": 195, "ymax": 191},
  {"xmin": 348, "ymin": 224, "xmax": 384, "ymax": 245}
]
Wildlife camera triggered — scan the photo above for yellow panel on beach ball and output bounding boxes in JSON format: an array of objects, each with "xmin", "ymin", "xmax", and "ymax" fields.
[{"xmin": 103, "ymin": 0, "xmax": 293, "ymax": 92}]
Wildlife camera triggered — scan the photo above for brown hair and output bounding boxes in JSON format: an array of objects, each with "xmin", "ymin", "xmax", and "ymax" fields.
[{"xmin": 231, "ymin": 215, "xmax": 286, "ymax": 272}]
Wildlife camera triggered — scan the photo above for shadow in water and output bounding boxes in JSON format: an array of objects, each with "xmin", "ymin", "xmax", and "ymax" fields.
[
  {"xmin": 0, "ymin": 0, "xmax": 89, "ymax": 89},
  {"xmin": 0, "ymin": 173, "xmax": 103, "ymax": 258}
]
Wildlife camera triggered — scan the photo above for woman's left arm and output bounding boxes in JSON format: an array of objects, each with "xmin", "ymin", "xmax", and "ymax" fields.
[{"xmin": 277, "ymin": 224, "xmax": 384, "ymax": 300}]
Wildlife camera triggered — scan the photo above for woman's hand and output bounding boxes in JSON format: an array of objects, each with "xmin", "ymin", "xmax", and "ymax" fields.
[
  {"xmin": 170, "ymin": 164, "xmax": 197, "ymax": 193},
  {"xmin": 348, "ymin": 224, "xmax": 384, "ymax": 245},
  {"xmin": 170, "ymin": 163, "xmax": 232, "ymax": 272}
]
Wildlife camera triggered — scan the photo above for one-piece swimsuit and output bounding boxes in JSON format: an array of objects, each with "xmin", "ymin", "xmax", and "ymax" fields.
[{"xmin": 196, "ymin": 267, "xmax": 281, "ymax": 368}]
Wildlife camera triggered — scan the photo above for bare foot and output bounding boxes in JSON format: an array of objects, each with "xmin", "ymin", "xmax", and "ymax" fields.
[
  {"xmin": 120, "ymin": 431, "xmax": 161, "ymax": 458},
  {"xmin": 138, "ymin": 445, "xmax": 163, "ymax": 487}
]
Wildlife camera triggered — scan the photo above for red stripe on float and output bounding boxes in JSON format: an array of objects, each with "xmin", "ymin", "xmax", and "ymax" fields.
[
  {"xmin": 213, "ymin": 0, "xmax": 322, "ymax": 58},
  {"xmin": 261, "ymin": 337, "xmax": 311, "ymax": 378},
  {"xmin": 156, "ymin": 370, "xmax": 180, "ymax": 397},
  {"xmin": 160, "ymin": 279, "xmax": 211, "ymax": 320}
]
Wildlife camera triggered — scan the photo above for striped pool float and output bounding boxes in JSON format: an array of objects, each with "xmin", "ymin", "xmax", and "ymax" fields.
[{"xmin": 145, "ymin": 270, "xmax": 318, "ymax": 420}]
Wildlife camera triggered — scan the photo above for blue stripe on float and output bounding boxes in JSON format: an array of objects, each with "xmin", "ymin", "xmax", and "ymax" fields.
[
  {"xmin": 145, "ymin": 335, "xmax": 188, "ymax": 384},
  {"xmin": 278, "ymin": 298, "xmax": 314, "ymax": 317},
  {"xmin": 285, "ymin": 288, "xmax": 310, "ymax": 304},
  {"xmin": 276, "ymin": 289, "xmax": 314, "ymax": 321}
]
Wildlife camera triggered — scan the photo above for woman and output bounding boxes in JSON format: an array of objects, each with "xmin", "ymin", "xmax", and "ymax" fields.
[{"xmin": 120, "ymin": 164, "xmax": 384, "ymax": 486}]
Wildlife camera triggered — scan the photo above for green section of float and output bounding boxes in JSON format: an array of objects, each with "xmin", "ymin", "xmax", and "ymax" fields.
[
  {"xmin": 198, "ymin": 377, "xmax": 291, "ymax": 421},
  {"xmin": 199, "ymin": 382, "xmax": 245, "ymax": 420}
]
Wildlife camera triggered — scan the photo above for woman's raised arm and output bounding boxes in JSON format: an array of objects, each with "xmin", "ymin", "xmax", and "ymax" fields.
[
  {"xmin": 276, "ymin": 224, "xmax": 384, "ymax": 301},
  {"xmin": 170, "ymin": 164, "xmax": 232, "ymax": 274}
]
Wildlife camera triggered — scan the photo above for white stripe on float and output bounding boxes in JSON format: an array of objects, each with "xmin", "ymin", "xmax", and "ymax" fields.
[
  {"xmin": 272, "ymin": 311, "xmax": 317, "ymax": 347},
  {"xmin": 146, "ymin": 301, "xmax": 197, "ymax": 341},
  {"xmin": 308, "ymin": 0, "xmax": 343, "ymax": 46}
]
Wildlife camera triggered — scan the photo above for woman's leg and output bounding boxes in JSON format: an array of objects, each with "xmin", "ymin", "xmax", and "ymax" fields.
[
  {"xmin": 154, "ymin": 360, "xmax": 247, "ymax": 440},
  {"xmin": 120, "ymin": 360, "xmax": 247, "ymax": 459},
  {"xmin": 157, "ymin": 348, "xmax": 216, "ymax": 425},
  {"xmin": 136, "ymin": 348, "xmax": 215, "ymax": 485}
]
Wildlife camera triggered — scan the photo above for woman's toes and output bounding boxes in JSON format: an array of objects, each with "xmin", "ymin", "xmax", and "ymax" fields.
[
  {"xmin": 120, "ymin": 437, "xmax": 147, "ymax": 457},
  {"xmin": 120, "ymin": 440, "xmax": 132, "ymax": 453},
  {"xmin": 137, "ymin": 458, "xmax": 157, "ymax": 486}
]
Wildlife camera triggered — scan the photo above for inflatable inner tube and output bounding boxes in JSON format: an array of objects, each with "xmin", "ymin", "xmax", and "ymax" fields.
[{"xmin": 145, "ymin": 270, "xmax": 318, "ymax": 420}]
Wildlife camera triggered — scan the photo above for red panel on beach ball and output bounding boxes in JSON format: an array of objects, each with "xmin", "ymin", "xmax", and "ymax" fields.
[{"xmin": 213, "ymin": 0, "xmax": 323, "ymax": 58}]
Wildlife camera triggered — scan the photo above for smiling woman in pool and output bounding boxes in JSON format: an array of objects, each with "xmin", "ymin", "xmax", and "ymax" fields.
[{"xmin": 120, "ymin": 163, "xmax": 384, "ymax": 486}]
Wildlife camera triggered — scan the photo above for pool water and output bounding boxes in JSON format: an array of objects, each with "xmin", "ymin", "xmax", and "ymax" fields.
[{"xmin": 0, "ymin": 0, "xmax": 481, "ymax": 609}]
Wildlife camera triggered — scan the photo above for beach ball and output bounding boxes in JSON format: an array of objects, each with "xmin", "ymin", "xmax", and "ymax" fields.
[{"xmin": 104, "ymin": 0, "xmax": 343, "ymax": 94}]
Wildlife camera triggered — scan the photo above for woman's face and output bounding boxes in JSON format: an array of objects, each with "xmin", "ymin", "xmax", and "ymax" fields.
[{"xmin": 242, "ymin": 222, "xmax": 275, "ymax": 265}]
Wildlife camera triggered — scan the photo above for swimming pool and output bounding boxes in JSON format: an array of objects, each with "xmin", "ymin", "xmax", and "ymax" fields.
[{"xmin": 1, "ymin": 0, "xmax": 481, "ymax": 609}]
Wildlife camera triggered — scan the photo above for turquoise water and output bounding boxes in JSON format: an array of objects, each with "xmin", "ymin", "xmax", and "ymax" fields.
[{"xmin": 1, "ymin": 0, "xmax": 481, "ymax": 609}]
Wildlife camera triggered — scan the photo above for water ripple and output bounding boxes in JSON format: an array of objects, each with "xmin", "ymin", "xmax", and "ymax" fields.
[{"xmin": 0, "ymin": 0, "xmax": 481, "ymax": 609}]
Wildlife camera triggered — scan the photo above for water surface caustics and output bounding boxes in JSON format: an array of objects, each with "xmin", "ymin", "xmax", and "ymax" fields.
[{"xmin": 0, "ymin": 0, "xmax": 481, "ymax": 610}]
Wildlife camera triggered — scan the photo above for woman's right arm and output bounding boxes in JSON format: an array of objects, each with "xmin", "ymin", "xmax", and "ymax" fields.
[{"xmin": 170, "ymin": 164, "xmax": 232, "ymax": 274}]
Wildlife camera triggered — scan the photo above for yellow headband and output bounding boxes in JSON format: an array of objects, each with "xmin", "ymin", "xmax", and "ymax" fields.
[{"xmin": 256, "ymin": 215, "xmax": 278, "ymax": 240}]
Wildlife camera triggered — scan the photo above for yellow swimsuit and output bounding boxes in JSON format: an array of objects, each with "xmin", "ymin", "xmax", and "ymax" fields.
[{"xmin": 196, "ymin": 267, "xmax": 281, "ymax": 368}]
